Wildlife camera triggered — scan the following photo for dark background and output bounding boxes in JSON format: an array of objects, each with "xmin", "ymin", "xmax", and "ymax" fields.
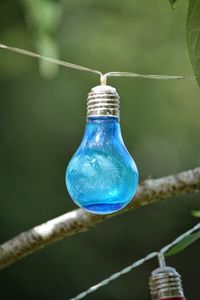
[{"xmin": 0, "ymin": 0, "xmax": 200, "ymax": 299}]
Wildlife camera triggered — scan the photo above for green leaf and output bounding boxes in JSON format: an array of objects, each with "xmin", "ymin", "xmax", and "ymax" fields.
[
  {"xmin": 186, "ymin": 0, "xmax": 200, "ymax": 86},
  {"xmin": 166, "ymin": 230, "xmax": 200, "ymax": 256},
  {"xmin": 192, "ymin": 210, "xmax": 200, "ymax": 218},
  {"xmin": 168, "ymin": 0, "xmax": 178, "ymax": 9}
]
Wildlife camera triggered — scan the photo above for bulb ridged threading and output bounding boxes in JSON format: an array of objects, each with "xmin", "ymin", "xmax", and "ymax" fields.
[
  {"xmin": 149, "ymin": 267, "xmax": 185, "ymax": 300},
  {"xmin": 87, "ymin": 85, "xmax": 120, "ymax": 119}
]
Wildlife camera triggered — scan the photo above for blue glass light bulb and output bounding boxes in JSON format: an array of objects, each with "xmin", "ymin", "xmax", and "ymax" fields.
[{"xmin": 66, "ymin": 85, "xmax": 138, "ymax": 214}]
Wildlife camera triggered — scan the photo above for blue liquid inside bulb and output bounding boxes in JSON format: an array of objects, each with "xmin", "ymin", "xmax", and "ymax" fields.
[{"xmin": 66, "ymin": 117, "xmax": 138, "ymax": 214}]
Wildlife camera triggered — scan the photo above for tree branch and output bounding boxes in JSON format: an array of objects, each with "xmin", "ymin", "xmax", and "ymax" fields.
[{"xmin": 0, "ymin": 167, "xmax": 200, "ymax": 271}]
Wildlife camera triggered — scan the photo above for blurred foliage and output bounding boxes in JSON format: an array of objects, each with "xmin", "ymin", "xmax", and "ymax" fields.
[
  {"xmin": 22, "ymin": 0, "xmax": 62, "ymax": 78},
  {"xmin": 166, "ymin": 230, "xmax": 200, "ymax": 256},
  {"xmin": 192, "ymin": 210, "xmax": 200, "ymax": 218},
  {"xmin": 0, "ymin": 0, "xmax": 200, "ymax": 299},
  {"xmin": 168, "ymin": 0, "xmax": 178, "ymax": 9},
  {"xmin": 187, "ymin": 0, "xmax": 200, "ymax": 86}
]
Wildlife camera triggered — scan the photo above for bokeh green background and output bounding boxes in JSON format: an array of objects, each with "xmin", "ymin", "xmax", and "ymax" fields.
[{"xmin": 0, "ymin": 0, "xmax": 200, "ymax": 299}]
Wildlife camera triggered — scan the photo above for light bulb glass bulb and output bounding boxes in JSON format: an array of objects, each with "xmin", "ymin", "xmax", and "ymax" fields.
[{"xmin": 65, "ymin": 85, "xmax": 138, "ymax": 214}]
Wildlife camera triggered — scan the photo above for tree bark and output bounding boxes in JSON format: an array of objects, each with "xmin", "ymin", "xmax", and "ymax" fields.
[{"xmin": 0, "ymin": 167, "xmax": 200, "ymax": 271}]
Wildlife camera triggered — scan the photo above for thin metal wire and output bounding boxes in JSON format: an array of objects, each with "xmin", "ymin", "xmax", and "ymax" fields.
[
  {"xmin": 104, "ymin": 71, "xmax": 195, "ymax": 81},
  {"xmin": 0, "ymin": 43, "xmax": 102, "ymax": 77},
  {"xmin": 69, "ymin": 252, "xmax": 158, "ymax": 300},
  {"xmin": 160, "ymin": 222, "xmax": 200, "ymax": 254},
  {"xmin": 157, "ymin": 253, "xmax": 166, "ymax": 268},
  {"xmin": 69, "ymin": 222, "xmax": 200, "ymax": 300},
  {"xmin": 0, "ymin": 43, "xmax": 196, "ymax": 83}
]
